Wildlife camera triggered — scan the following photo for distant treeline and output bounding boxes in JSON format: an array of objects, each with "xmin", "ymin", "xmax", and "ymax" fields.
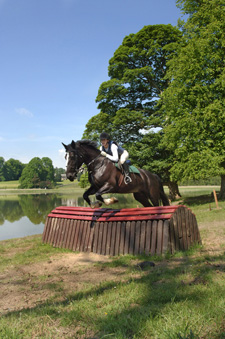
[{"xmin": 0, "ymin": 156, "xmax": 65, "ymax": 188}]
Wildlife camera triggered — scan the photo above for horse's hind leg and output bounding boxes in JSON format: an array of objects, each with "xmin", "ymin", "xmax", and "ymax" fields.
[{"xmin": 133, "ymin": 192, "xmax": 152, "ymax": 207}]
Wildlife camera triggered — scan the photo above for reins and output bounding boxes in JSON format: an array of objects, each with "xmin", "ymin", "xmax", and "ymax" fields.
[{"xmin": 87, "ymin": 153, "xmax": 102, "ymax": 168}]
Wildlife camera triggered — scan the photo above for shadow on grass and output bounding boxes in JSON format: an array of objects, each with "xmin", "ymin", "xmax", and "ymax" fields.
[
  {"xmin": 2, "ymin": 251, "xmax": 225, "ymax": 338},
  {"xmin": 176, "ymin": 192, "xmax": 225, "ymax": 207}
]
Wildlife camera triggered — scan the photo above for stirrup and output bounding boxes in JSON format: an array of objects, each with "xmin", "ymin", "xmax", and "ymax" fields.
[{"xmin": 124, "ymin": 175, "xmax": 132, "ymax": 184}]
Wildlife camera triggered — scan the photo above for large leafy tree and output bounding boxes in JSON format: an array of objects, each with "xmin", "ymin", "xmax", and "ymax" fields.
[
  {"xmin": 83, "ymin": 25, "xmax": 182, "ymax": 197},
  {"xmin": 19, "ymin": 157, "xmax": 55, "ymax": 189},
  {"xmin": 160, "ymin": 0, "xmax": 225, "ymax": 196},
  {"xmin": 3, "ymin": 158, "xmax": 24, "ymax": 181},
  {"xmin": 83, "ymin": 24, "xmax": 181, "ymax": 144}
]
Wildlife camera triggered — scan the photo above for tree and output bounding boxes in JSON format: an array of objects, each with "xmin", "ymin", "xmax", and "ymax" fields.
[
  {"xmin": 84, "ymin": 24, "xmax": 181, "ymax": 144},
  {"xmin": 19, "ymin": 157, "xmax": 55, "ymax": 189},
  {"xmin": 0, "ymin": 157, "xmax": 5, "ymax": 181},
  {"xmin": 3, "ymin": 158, "xmax": 24, "ymax": 181},
  {"xmin": 160, "ymin": 0, "xmax": 225, "ymax": 196},
  {"xmin": 54, "ymin": 167, "xmax": 65, "ymax": 182},
  {"xmin": 41, "ymin": 157, "xmax": 55, "ymax": 183},
  {"xmin": 83, "ymin": 24, "xmax": 182, "ymax": 198}
]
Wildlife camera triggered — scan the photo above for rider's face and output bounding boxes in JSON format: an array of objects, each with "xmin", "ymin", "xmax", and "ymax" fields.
[{"xmin": 101, "ymin": 139, "xmax": 109, "ymax": 148}]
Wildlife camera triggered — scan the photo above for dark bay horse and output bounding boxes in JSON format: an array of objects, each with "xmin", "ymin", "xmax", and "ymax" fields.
[{"xmin": 62, "ymin": 139, "xmax": 170, "ymax": 208}]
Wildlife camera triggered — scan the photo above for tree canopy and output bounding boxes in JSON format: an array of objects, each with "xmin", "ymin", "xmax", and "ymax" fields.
[
  {"xmin": 160, "ymin": 0, "xmax": 225, "ymax": 195},
  {"xmin": 83, "ymin": 24, "xmax": 181, "ymax": 144},
  {"xmin": 19, "ymin": 157, "xmax": 55, "ymax": 189}
]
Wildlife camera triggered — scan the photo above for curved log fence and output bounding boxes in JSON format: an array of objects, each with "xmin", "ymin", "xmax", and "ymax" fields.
[{"xmin": 43, "ymin": 205, "xmax": 201, "ymax": 256}]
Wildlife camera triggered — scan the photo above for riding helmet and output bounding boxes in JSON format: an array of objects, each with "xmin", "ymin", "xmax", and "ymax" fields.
[{"xmin": 100, "ymin": 132, "xmax": 110, "ymax": 140}]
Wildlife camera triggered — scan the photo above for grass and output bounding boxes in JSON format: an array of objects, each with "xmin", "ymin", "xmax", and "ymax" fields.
[
  {"xmin": 0, "ymin": 185, "xmax": 225, "ymax": 338},
  {"xmin": 0, "ymin": 179, "xmax": 83, "ymax": 196}
]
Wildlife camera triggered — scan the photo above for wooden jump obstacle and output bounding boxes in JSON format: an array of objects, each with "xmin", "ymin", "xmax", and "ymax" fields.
[{"xmin": 43, "ymin": 205, "xmax": 201, "ymax": 256}]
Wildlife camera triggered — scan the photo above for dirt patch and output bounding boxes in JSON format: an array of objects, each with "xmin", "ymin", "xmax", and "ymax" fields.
[{"xmin": 0, "ymin": 252, "xmax": 130, "ymax": 315}]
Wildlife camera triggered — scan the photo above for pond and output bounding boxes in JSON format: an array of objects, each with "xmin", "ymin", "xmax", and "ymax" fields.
[{"xmin": 0, "ymin": 193, "xmax": 137, "ymax": 241}]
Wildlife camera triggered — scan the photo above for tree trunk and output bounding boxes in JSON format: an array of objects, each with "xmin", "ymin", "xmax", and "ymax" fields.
[
  {"xmin": 167, "ymin": 181, "xmax": 182, "ymax": 200},
  {"xmin": 219, "ymin": 174, "xmax": 225, "ymax": 199}
]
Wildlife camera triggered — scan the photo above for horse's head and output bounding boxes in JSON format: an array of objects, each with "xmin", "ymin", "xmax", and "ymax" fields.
[{"xmin": 62, "ymin": 140, "xmax": 83, "ymax": 181}]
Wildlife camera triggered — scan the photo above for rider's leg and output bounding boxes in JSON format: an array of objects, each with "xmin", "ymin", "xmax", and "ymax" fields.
[{"xmin": 119, "ymin": 151, "xmax": 132, "ymax": 184}]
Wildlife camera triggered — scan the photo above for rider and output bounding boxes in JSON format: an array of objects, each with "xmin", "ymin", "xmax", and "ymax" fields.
[{"xmin": 99, "ymin": 132, "xmax": 132, "ymax": 184}]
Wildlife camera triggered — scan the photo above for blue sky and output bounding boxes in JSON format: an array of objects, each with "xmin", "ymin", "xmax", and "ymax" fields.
[{"xmin": 0, "ymin": 0, "xmax": 182, "ymax": 169}]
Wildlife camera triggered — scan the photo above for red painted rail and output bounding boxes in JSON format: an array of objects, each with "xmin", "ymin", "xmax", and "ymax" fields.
[{"xmin": 48, "ymin": 205, "xmax": 182, "ymax": 222}]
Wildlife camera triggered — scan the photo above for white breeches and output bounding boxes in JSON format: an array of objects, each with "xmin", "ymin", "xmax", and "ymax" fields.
[{"xmin": 118, "ymin": 150, "xmax": 129, "ymax": 165}]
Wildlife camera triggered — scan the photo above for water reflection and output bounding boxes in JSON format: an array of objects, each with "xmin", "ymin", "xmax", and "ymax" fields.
[{"xmin": 0, "ymin": 193, "xmax": 137, "ymax": 240}]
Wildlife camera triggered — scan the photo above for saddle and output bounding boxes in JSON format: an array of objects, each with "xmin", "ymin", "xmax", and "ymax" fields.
[{"xmin": 115, "ymin": 162, "xmax": 140, "ymax": 174}]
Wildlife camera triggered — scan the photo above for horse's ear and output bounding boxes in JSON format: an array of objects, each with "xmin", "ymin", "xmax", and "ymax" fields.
[
  {"xmin": 62, "ymin": 142, "xmax": 68, "ymax": 151},
  {"xmin": 71, "ymin": 140, "xmax": 76, "ymax": 149}
]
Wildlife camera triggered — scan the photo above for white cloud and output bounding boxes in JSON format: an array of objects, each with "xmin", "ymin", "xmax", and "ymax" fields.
[
  {"xmin": 56, "ymin": 148, "xmax": 67, "ymax": 168},
  {"xmin": 16, "ymin": 107, "xmax": 34, "ymax": 118}
]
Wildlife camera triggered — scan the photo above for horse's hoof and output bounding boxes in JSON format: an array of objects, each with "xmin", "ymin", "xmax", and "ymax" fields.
[
  {"xmin": 90, "ymin": 201, "xmax": 102, "ymax": 209},
  {"xmin": 103, "ymin": 197, "xmax": 119, "ymax": 206}
]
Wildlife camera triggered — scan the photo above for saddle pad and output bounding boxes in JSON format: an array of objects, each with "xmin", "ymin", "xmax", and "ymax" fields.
[{"xmin": 115, "ymin": 163, "xmax": 140, "ymax": 174}]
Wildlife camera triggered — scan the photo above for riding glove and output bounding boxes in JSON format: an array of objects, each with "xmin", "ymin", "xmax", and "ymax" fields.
[{"xmin": 101, "ymin": 151, "xmax": 107, "ymax": 157}]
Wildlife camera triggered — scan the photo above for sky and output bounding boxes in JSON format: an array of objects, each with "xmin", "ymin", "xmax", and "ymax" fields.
[{"xmin": 0, "ymin": 0, "xmax": 182, "ymax": 169}]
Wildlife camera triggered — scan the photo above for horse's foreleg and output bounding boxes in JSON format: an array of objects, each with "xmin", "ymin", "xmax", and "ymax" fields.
[
  {"xmin": 95, "ymin": 184, "xmax": 118, "ymax": 206},
  {"xmin": 83, "ymin": 185, "xmax": 101, "ymax": 208}
]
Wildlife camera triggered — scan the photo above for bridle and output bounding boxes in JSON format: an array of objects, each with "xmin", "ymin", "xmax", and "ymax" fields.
[
  {"xmin": 65, "ymin": 150, "xmax": 103, "ymax": 175},
  {"xmin": 65, "ymin": 150, "xmax": 82, "ymax": 176}
]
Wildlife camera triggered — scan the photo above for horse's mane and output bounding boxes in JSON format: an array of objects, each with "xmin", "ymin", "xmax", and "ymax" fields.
[{"xmin": 77, "ymin": 139, "xmax": 98, "ymax": 150}]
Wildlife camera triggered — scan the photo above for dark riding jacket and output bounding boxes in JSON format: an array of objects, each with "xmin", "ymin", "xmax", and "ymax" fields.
[{"xmin": 101, "ymin": 141, "xmax": 124, "ymax": 160}]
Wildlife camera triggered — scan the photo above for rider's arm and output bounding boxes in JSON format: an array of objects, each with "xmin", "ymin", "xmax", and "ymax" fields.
[{"xmin": 106, "ymin": 143, "xmax": 119, "ymax": 162}]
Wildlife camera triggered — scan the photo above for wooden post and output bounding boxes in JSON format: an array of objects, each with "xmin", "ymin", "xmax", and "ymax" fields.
[{"xmin": 213, "ymin": 190, "xmax": 219, "ymax": 209}]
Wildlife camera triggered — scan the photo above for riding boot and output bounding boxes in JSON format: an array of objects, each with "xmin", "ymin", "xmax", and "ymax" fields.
[{"xmin": 122, "ymin": 162, "xmax": 132, "ymax": 184}]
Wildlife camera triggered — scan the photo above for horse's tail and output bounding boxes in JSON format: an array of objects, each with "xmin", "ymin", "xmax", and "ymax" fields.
[{"xmin": 154, "ymin": 174, "xmax": 170, "ymax": 206}]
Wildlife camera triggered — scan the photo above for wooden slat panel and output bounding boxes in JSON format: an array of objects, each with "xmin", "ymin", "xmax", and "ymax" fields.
[
  {"xmin": 97, "ymin": 222, "xmax": 104, "ymax": 254},
  {"xmin": 124, "ymin": 221, "xmax": 131, "ymax": 254},
  {"xmin": 134, "ymin": 221, "xmax": 141, "ymax": 255},
  {"xmin": 88, "ymin": 223, "xmax": 95, "ymax": 252},
  {"xmin": 185, "ymin": 208, "xmax": 191, "ymax": 248},
  {"xmin": 43, "ymin": 217, "xmax": 52, "ymax": 243},
  {"xmin": 172, "ymin": 211, "xmax": 180, "ymax": 251},
  {"xmin": 80, "ymin": 220, "xmax": 88, "ymax": 252},
  {"xmin": 169, "ymin": 218, "xmax": 175, "ymax": 253},
  {"xmin": 73, "ymin": 219, "xmax": 81, "ymax": 251},
  {"xmin": 129, "ymin": 221, "xmax": 136, "ymax": 254},
  {"xmin": 92, "ymin": 222, "xmax": 100, "ymax": 253},
  {"xmin": 101, "ymin": 222, "xmax": 108, "ymax": 255},
  {"xmin": 180, "ymin": 207, "xmax": 188, "ymax": 250},
  {"xmin": 63, "ymin": 219, "xmax": 70, "ymax": 248},
  {"xmin": 53, "ymin": 218, "xmax": 62, "ymax": 247},
  {"xmin": 68, "ymin": 219, "xmax": 76, "ymax": 250},
  {"xmin": 114, "ymin": 222, "xmax": 121, "ymax": 255},
  {"xmin": 162, "ymin": 220, "xmax": 169, "ymax": 253},
  {"xmin": 110, "ymin": 222, "xmax": 117, "ymax": 256},
  {"xmin": 42, "ymin": 217, "xmax": 50, "ymax": 242},
  {"xmin": 156, "ymin": 220, "xmax": 163, "ymax": 255},
  {"xmin": 150, "ymin": 220, "xmax": 157, "ymax": 255},
  {"xmin": 140, "ymin": 221, "xmax": 146, "ymax": 254},
  {"xmin": 105, "ymin": 221, "xmax": 112, "ymax": 255},
  {"xmin": 145, "ymin": 220, "xmax": 152, "ymax": 255},
  {"xmin": 119, "ymin": 221, "xmax": 126, "ymax": 254}
]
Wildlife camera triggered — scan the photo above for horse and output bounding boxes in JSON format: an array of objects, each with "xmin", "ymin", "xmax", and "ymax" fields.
[{"xmin": 62, "ymin": 139, "xmax": 170, "ymax": 208}]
